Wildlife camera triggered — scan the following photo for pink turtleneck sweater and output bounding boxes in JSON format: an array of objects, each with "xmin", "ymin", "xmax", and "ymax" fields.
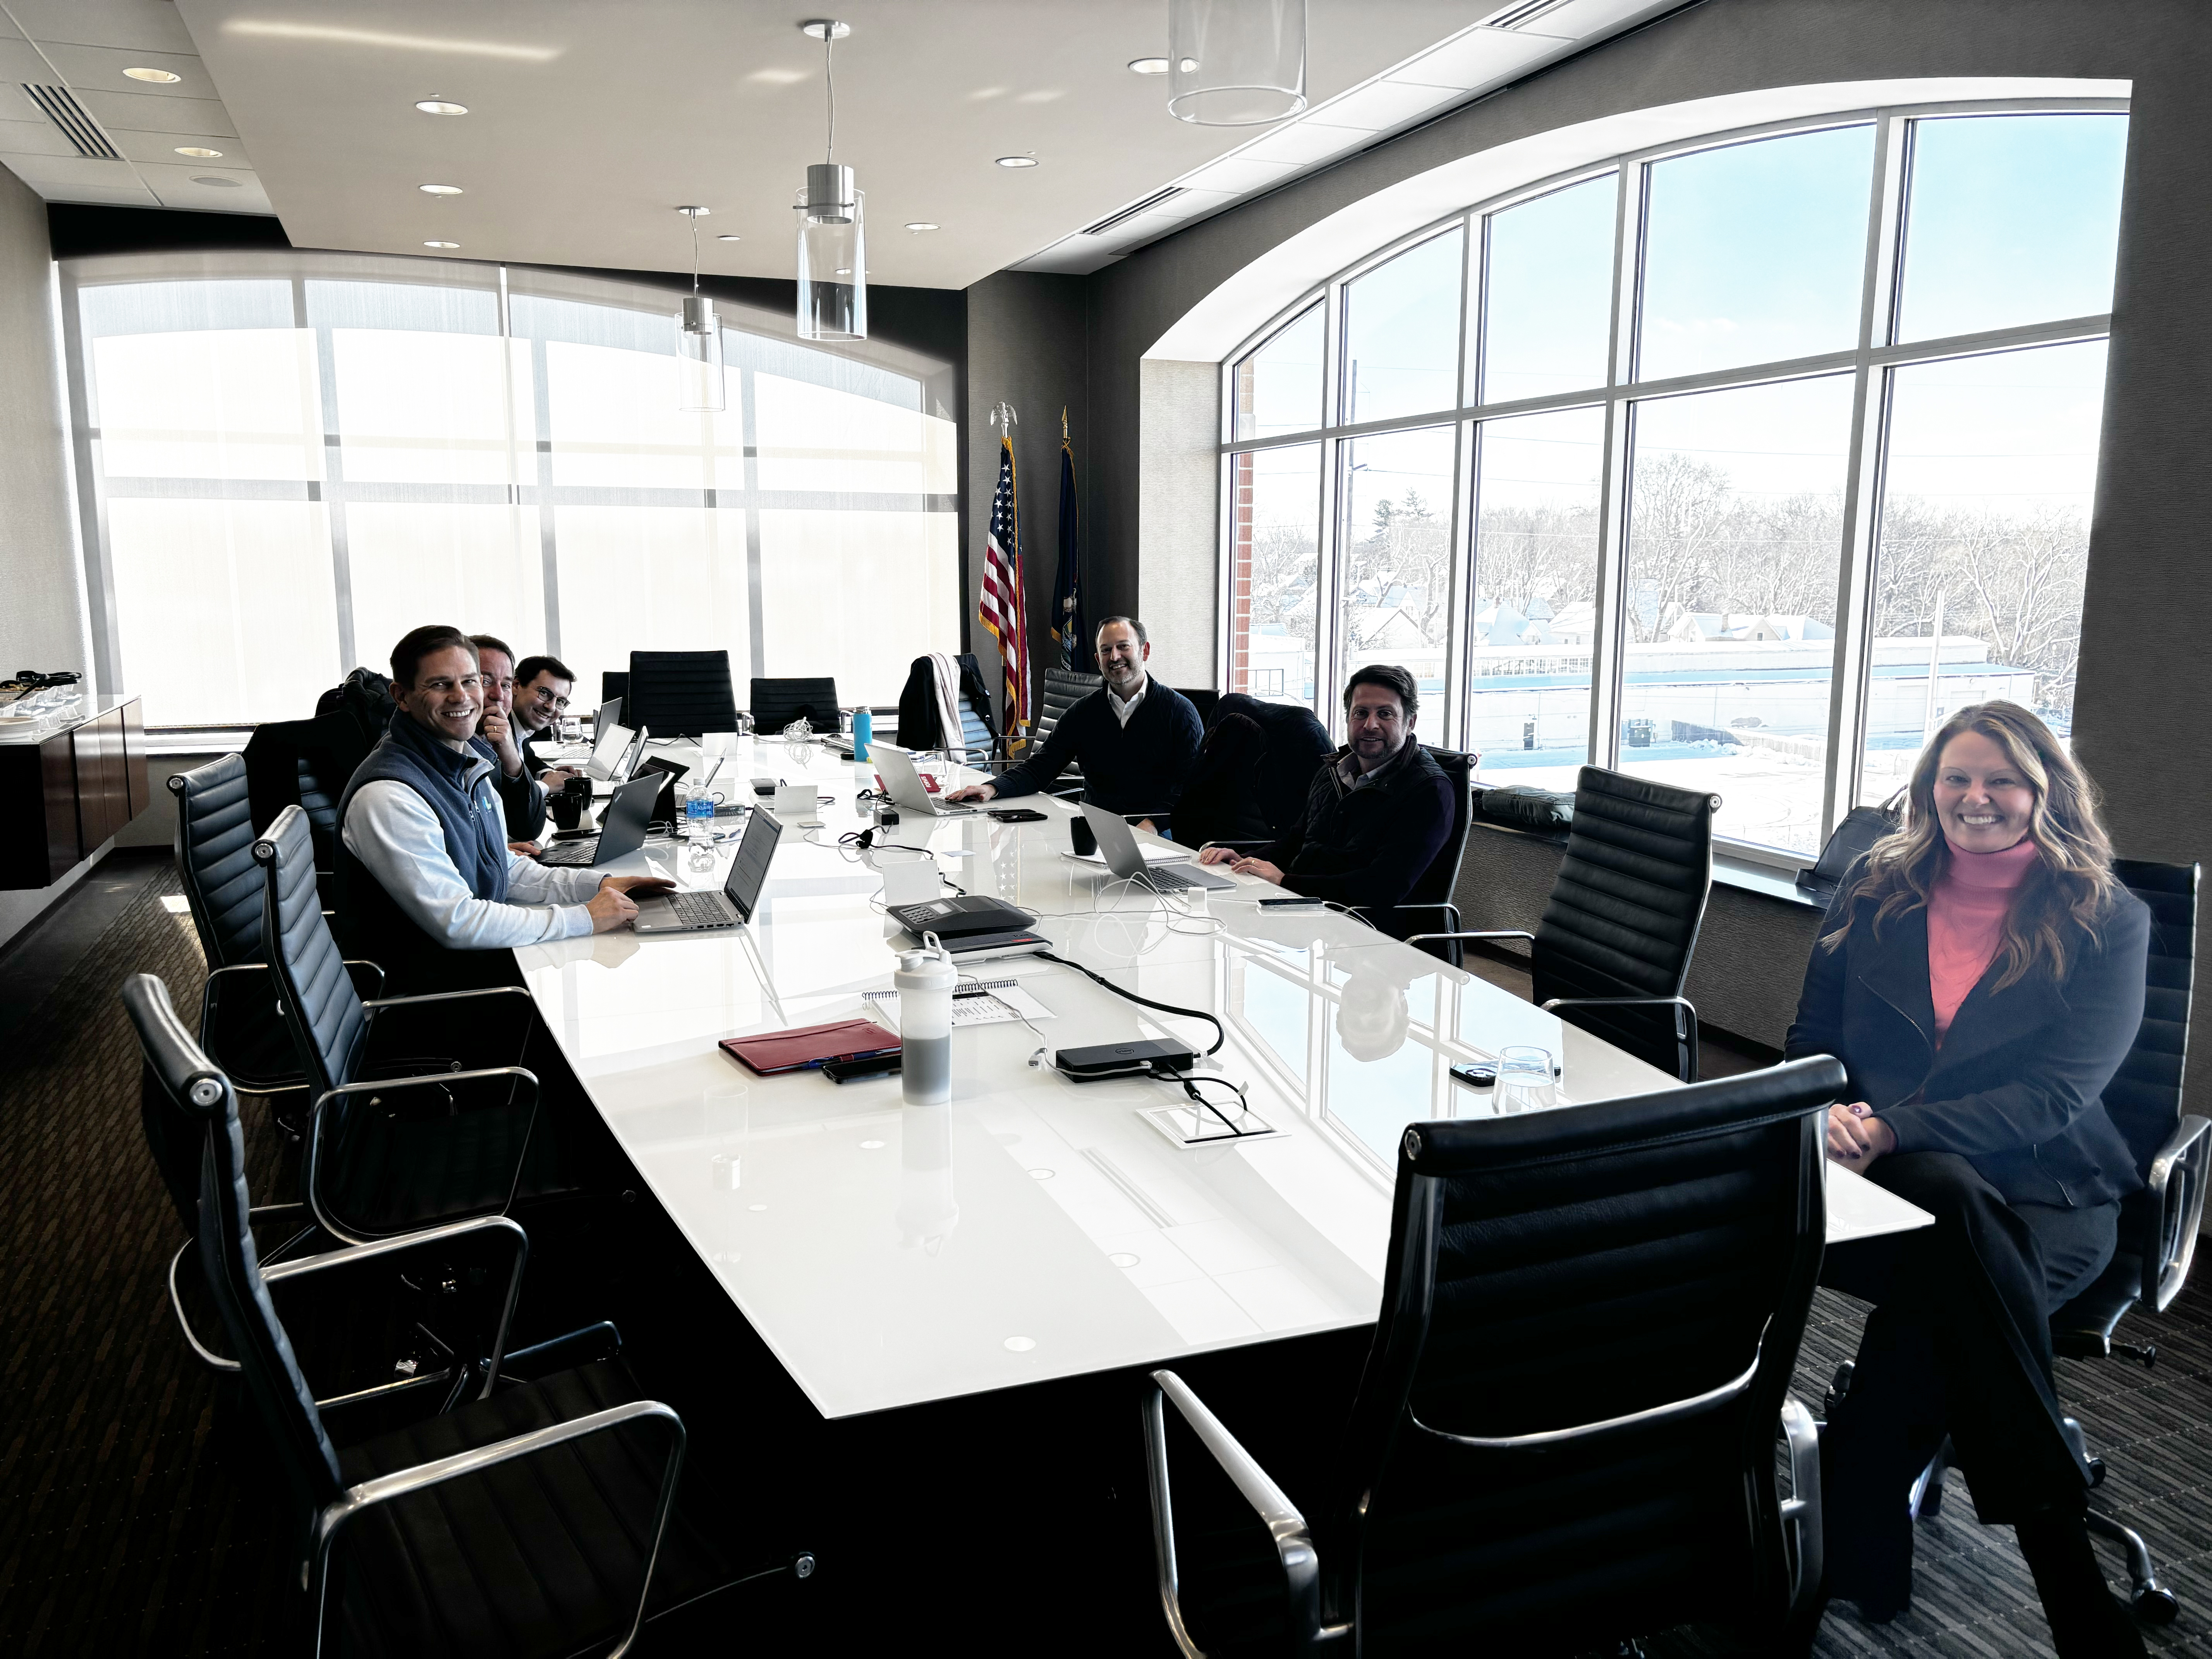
[{"xmin": 1927, "ymin": 836, "xmax": 2041, "ymax": 1043}]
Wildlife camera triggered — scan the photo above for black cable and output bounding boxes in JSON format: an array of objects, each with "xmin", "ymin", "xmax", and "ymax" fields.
[{"xmin": 1032, "ymin": 948, "xmax": 1225, "ymax": 1055}]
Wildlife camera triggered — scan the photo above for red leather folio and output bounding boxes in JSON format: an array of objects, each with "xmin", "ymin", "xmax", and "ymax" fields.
[{"xmin": 719, "ymin": 1018, "xmax": 900, "ymax": 1076}]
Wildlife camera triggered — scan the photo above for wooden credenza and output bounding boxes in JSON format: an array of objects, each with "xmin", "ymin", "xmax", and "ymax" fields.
[{"xmin": 0, "ymin": 697, "xmax": 148, "ymax": 888}]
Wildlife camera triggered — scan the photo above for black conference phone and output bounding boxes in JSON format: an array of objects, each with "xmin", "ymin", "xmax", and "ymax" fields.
[{"xmin": 885, "ymin": 895, "xmax": 1035, "ymax": 939}]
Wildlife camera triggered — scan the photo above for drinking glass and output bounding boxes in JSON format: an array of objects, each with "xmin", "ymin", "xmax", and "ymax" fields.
[{"xmin": 1498, "ymin": 1045, "xmax": 1558, "ymax": 1114}]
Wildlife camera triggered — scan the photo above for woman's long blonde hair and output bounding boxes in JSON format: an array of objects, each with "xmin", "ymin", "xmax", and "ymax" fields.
[{"xmin": 1822, "ymin": 700, "xmax": 2119, "ymax": 989}]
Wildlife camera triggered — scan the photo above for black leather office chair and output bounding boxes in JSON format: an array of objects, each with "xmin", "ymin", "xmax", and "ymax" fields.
[
  {"xmin": 1036, "ymin": 666, "xmax": 1100, "ymax": 748},
  {"xmin": 628, "ymin": 650, "xmax": 738, "ymax": 739},
  {"xmin": 1412, "ymin": 766, "xmax": 1718, "ymax": 1081},
  {"xmin": 253, "ymin": 804, "xmax": 551, "ymax": 1244},
  {"xmin": 1390, "ymin": 746, "xmax": 1475, "ymax": 958},
  {"xmin": 1212, "ymin": 693, "xmax": 1333, "ymax": 840},
  {"xmin": 601, "ymin": 670, "xmax": 629, "ymax": 726},
  {"xmin": 133, "ymin": 970, "xmax": 749, "ymax": 1657},
  {"xmin": 242, "ymin": 718, "xmax": 347, "ymax": 901},
  {"xmin": 127, "ymin": 972, "xmax": 482, "ymax": 1415},
  {"xmin": 1175, "ymin": 686, "xmax": 1221, "ymax": 727},
  {"xmin": 1144, "ymin": 1056, "xmax": 1842, "ymax": 1657},
  {"xmin": 751, "ymin": 675, "xmax": 839, "ymax": 734},
  {"xmin": 1905, "ymin": 858, "xmax": 2203, "ymax": 1624}
]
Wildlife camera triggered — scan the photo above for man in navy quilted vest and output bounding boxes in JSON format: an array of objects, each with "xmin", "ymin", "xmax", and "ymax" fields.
[{"xmin": 336, "ymin": 625, "xmax": 666, "ymax": 994}]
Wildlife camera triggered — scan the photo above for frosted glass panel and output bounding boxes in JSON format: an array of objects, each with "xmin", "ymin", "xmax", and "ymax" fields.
[
  {"xmin": 754, "ymin": 373, "xmax": 948, "ymax": 494},
  {"xmin": 543, "ymin": 340, "xmax": 740, "ymax": 489},
  {"xmin": 108, "ymin": 498, "xmax": 338, "ymax": 723},
  {"xmin": 757, "ymin": 509, "xmax": 960, "ymax": 703}
]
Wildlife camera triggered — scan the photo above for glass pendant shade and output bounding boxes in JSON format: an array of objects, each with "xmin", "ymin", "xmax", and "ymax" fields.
[
  {"xmin": 675, "ymin": 294, "xmax": 726, "ymax": 412},
  {"xmin": 1168, "ymin": 0, "xmax": 1306, "ymax": 126},
  {"xmin": 795, "ymin": 163, "xmax": 867, "ymax": 341}
]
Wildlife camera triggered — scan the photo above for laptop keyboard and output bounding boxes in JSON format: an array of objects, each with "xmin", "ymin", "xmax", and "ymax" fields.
[
  {"xmin": 1142, "ymin": 864, "xmax": 1224, "ymax": 893},
  {"xmin": 668, "ymin": 891, "xmax": 733, "ymax": 926},
  {"xmin": 538, "ymin": 838, "xmax": 598, "ymax": 866}
]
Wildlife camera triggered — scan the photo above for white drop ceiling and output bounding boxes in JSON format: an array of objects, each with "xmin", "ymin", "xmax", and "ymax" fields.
[{"xmin": 3, "ymin": 0, "xmax": 1676, "ymax": 288}]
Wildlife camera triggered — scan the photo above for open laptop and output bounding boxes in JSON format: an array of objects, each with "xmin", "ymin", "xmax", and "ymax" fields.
[
  {"xmin": 1080, "ymin": 801, "xmax": 1235, "ymax": 893},
  {"xmin": 634, "ymin": 807, "xmax": 782, "ymax": 933},
  {"xmin": 871, "ymin": 740, "xmax": 980, "ymax": 817},
  {"xmin": 537, "ymin": 772, "xmax": 661, "ymax": 868},
  {"xmin": 583, "ymin": 721, "xmax": 647, "ymax": 788}
]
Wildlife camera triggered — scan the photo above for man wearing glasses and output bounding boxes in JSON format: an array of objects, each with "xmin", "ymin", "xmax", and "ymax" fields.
[
  {"xmin": 336, "ymin": 625, "xmax": 668, "ymax": 993},
  {"xmin": 470, "ymin": 637, "xmax": 581, "ymax": 847}
]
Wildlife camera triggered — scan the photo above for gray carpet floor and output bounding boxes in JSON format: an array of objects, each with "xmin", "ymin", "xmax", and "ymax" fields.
[{"xmin": 1, "ymin": 859, "xmax": 2208, "ymax": 1655}]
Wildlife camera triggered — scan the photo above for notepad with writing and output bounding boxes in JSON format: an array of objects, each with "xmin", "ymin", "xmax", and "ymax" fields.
[{"xmin": 718, "ymin": 1018, "xmax": 900, "ymax": 1076}]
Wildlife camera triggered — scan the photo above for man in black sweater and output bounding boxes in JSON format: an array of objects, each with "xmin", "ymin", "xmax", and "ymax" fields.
[
  {"xmin": 1199, "ymin": 663, "xmax": 1460, "ymax": 938},
  {"xmin": 948, "ymin": 616, "xmax": 1202, "ymax": 824}
]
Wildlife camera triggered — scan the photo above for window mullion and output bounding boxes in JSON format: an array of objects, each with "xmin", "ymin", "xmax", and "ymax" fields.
[
  {"xmin": 304, "ymin": 276, "xmax": 356, "ymax": 678},
  {"xmin": 1587, "ymin": 161, "xmax": 1643, "ymax": 773},
  {"xmin": 1823, "ymin": 110, "xmax": 1911, "ymax": 837},
  {"xmin": 1317, "ymin": 278, "xmax": 1346, "ymax": 725}
]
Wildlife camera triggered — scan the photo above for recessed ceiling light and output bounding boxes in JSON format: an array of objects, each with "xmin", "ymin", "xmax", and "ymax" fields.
[
  {"xmin": 174, "ymin": 146, "xmax": 223, "ymax": 158},
  {"xmin": 716, "ymin": 234, "xmax": 742, "ymax": 241},
  {"xmin": 1128, "ymin": 57, "xmax": 1170, "ymax": 75},
  {"xmin": 904, "ymin": 221, "xmax": 939, "ymax": 232},
  {"xmin": 124, "ymin": 67, "xmax": 181, "ymax": 83},
  {"xmin": 423, "ymin": 240, "xmax": 460, "ymax": 249},
  {"xmin": 415, "ymin": 98, "xmax": 469, "ymax": 115},
  {"xmin": 995, "ymin": 155, "xmax": 1039, "ymax": 168},
  {"xmin": 191, "ymin": 176, "xmax": 242, "ymax": 188},
  {"xmin": 419, "ymin": 183, "xmax": 464, "ymax": 195}
]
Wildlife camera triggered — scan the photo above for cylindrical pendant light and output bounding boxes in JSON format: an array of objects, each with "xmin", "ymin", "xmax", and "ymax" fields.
[
  {"xmin": 673, "ymin": 206, "xmax": 726, "ymax": 412},
  {"xmin": 1168, "ymin": 0, "xmax": 1307, "ymax": 126},
  {"xmin": 795, "ymin": 163, "xmax": 866, "ymax": 341},
  {"xmin": 795, "ymin": 20, "xmax": 867, "ymax": 341}
]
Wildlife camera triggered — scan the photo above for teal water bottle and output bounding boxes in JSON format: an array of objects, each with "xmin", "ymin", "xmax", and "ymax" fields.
[{"xmin": 852, "ymin": 706, "xmax": 872, "ymax": 762}]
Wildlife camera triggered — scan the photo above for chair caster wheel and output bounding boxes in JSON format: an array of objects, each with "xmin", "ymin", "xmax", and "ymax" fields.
[
  {"xmin": 2132, "ymin": 1584, "xmax": 2178, "ymax": 1626},
  {"xmin": 2086, "ymin": 1456, "xmax": 2107, "ymax": 1487}
]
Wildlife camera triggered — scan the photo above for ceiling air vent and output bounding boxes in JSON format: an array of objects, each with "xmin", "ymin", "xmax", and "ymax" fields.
[
  {"xmin": 1477, "ymin": 0, "xmax": 1573, "ymax": 27},
  {"xmin": 22, "ymin": 84, "xmax": 121, "ymax": 160},
  {"xmin": 1082, "ymin": 186, "xmax": 1187, "ymax": 236}
]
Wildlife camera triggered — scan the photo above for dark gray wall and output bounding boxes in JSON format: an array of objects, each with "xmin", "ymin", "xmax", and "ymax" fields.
[
  {"xmin": 0, "ymin": 165, "xmax": 85, "ymax": 676},
  {"xmin": 965, "ymin": 271, "xmax": 1091, "ymax": 694}
]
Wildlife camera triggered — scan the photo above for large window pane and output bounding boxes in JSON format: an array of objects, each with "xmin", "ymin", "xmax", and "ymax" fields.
[
  {"xmin": 1233, "ymin": 304, "xmax": 1323, "ymax": 440},
  {"xmin": 1897, "ymin": 114, "xmax": 2126, "ymax": 344},
  {"xmin": 1860, "ymin": 342, "xmax": 2106, "ymax": 803},
  {"xmin": 1619, "ymin": 375, "xmax": 1853, "ymax": 853},
  {"xmin": 1481, "ymin": 176, "xmax": 1616, "ymax": 405},
  {"xmin": 1467, "ymin": 406, "xmax": 1604, "ymax": 787},
  {"xmin": 91, "ymin": 327, "xmax": 323, "ymax": 481},
  {"xmin": 753, "ymin": 373, "xmax": 950, "ymax": 495},
  {"xmin": 758, "ymin": 510, "xmax": 960, "ymax": 703},
  {"xmin": 330, "ymin": 330, "xmax": 532, "ymax": 487},
  {"xmin": 552, "ymin": 507, "xmax": 752, "ymax": 711},
  {"xmin": 108, "ymin": 498, "xmax": 338, "ymax": 724},
  {"xmin": 1338, "ymin": 426, "xmax": 1457, "ymax": 727},
  {"xmin": 347, "ymin": 503, "xmax": 544, "ymax": 675},
  {"xmin": 1342, "ymin": 229, "xmax": 1463, "ymax": 426},
  {"xmin": 1638, "ymin": 125, "xmax": 1873, "ymax": 382},
  {"xmin": 1229, "ymin": 444, "xmax": 1322, "ymax": 708}
]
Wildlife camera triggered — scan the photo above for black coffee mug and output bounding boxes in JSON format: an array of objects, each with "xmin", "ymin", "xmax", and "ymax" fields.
[
  {"xmin": 1069, "ymin": 816, "xmax": 1097, "ymax": 857},
  {"xmin": 549, "ymin": 775, "xmax": 591, "ymax": 832}
]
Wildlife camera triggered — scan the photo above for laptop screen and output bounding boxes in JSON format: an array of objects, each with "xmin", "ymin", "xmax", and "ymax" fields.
[
  {"xmin": 723, "ymin": 806, "xmax": 782, "ymax": 921},
  {"xmin": 592, "ymin": 721, "xmax": 633, "ymax": 771}
]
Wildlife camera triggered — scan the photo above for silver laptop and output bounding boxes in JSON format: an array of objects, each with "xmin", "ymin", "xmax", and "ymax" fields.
[
  {"xmin": 634, "ymin": 807, "xmax": 781, "ymax": 933},
  {"xmin": 871, "ymin": 740, "xmax": 980, "ymax": 817},
  {"xmin": 538, "ymin": 772, "xmax": 661, "ymax": 868},
  {"xmin": 584, "ymin": 720, "xmax": 645, "ymax": 785},
  {"xmin": 1081, "ymin": 801, "xmax": 1235, "ymax": 893}
]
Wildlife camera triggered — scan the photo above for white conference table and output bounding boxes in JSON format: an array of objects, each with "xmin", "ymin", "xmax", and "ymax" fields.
[{"xmin": 518, "ymin": 733, "xmax": 1929, "ymax": 1420}]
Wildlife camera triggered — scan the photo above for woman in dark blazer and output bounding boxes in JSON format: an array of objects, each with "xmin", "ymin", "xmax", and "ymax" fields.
[{"xmin": 1786, "ymin": 700, "xmax": 2148, "ymax": 1655}]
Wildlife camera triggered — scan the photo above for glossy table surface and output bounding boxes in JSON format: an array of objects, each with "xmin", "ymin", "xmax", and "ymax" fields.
[{"xmin": 518, "ymin": 734, "xmax": 1929, "ymax": 1419}]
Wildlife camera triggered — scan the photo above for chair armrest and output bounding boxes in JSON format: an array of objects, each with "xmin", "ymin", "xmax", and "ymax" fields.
[
  {"xmin": 1540, "ymin": 994, "xmax": 1700, "ymax": 1084},
  {"xmin": 307, "ymin": 1067, "xmax": 541, "ymax": 1245},
  {"xmin": 2145, "ymin": 1113, "xmax": 2211, "ymax": 1312},
  {"xmin": 309, "ymin": 1399, "xmax": 686, "ymax": 1657},
  {"xmin": 168, "ymin": 1241, "xmax": 240, "ymax": 1374},
  {"xmin": 1780, "ymin": 1395, "xmax": 1822, "ymax": 1623},
  {"xmin": 264, "ymin": 1213, "xmax": 528, "ymax": 1401},
  {"xmin": 362, "ymin": 985, "xmax": 533, "ymax": 1011},
  {"xmin": 1405, "ymin": 929, "xmax": 1533, "ymax": 946},
  {"xmin": 1144, "ymin": 1369, "xmax": 1345, "ymax": 1658}
]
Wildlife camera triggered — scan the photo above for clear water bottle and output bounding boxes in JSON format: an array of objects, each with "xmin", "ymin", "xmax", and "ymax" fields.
[{"xmin": 683, "ymin": 778, "xmax": 716, "ymax": 841}]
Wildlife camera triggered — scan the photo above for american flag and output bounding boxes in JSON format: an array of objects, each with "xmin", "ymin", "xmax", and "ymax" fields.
[{"xmin": 979, "ymin": 433, "xmax": 1029, "ymax": 736}]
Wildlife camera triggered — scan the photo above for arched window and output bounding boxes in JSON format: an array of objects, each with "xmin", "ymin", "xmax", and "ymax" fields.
[
  {"xmin": 64, "ymin": 252, "xmax": 961, "ymax": 727},
  {"xmin": 1221, "ymin": 102, "xmax": 2126, "ymax": 857}
]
